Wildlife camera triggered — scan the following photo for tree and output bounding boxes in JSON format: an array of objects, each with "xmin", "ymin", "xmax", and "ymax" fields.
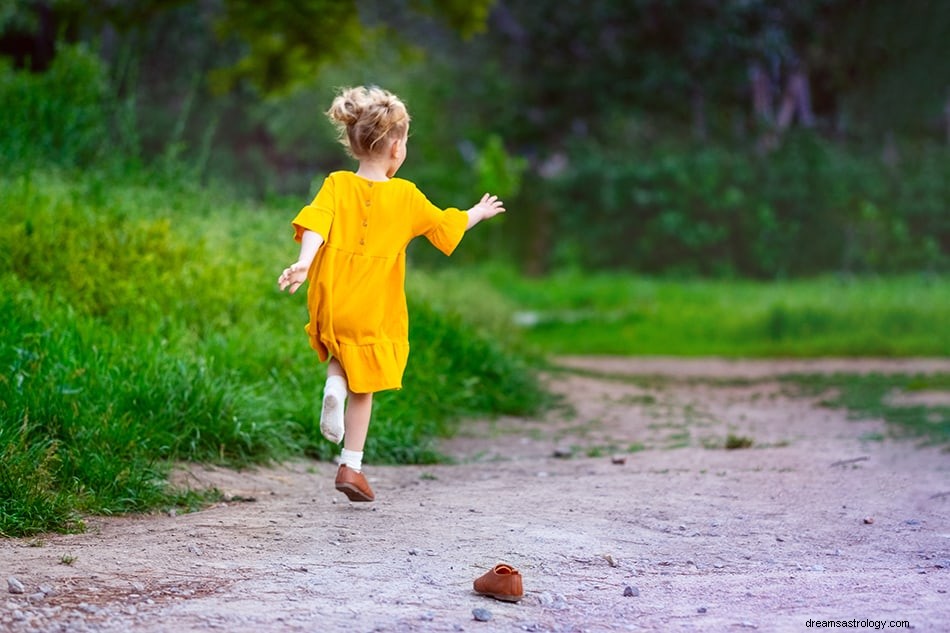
[{"xmin": 0, "ymin": 0, "xmax": 495, "ymax": 95}]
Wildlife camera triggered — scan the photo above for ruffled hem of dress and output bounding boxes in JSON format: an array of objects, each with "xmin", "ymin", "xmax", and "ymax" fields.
[{"xmin": 308, "ymin": 333, "xmax": 408, "ymax": 393}]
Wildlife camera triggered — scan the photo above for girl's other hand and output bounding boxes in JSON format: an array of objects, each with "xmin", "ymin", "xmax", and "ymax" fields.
[
  {"xmin": 473, "ymin": 193, "xmax": 505, "ymax": 220},
  {"xmin": 466, "ymin": 193, "xmax": 506, "ymax": 230},
  {"xmin": 277, "ymin": 262, "xmax": 309, "ymax": 294}
]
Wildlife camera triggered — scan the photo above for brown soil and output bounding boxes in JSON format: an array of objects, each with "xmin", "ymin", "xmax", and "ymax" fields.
[{"xmin": 3, "ymin": 357, "xmax": 949, "ymax": 633}]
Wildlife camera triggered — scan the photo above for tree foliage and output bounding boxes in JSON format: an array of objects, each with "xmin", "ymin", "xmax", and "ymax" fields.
[
  {"xmin": 209, "ymin": 1, "xmax": 367, "ymax": 95},
  {"xmin": 1, "ymin": 0, "xmax": 947, "ymax": 277}
]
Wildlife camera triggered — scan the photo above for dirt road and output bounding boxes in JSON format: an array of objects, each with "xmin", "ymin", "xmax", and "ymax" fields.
[{"xmin": 3, "ymin": 357, "xmax": 949, "ymax": 632}]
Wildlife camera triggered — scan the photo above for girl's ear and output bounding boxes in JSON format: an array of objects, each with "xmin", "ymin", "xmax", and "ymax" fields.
[{"xmin": 390, "ymin": 139, "xmax": 401, "ymax": 158}]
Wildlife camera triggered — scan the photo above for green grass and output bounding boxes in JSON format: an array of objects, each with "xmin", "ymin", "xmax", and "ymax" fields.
[
  {"xmin": 483, "ymin": 267, "xmax": 949, "ymax": 357},
  {"xmin": 782, "ymin": 373, "xmax": 950, "ymax": 446},
  {"xmin": 0, "ymin": 169, "xmax": 548, "ymax": 537}
]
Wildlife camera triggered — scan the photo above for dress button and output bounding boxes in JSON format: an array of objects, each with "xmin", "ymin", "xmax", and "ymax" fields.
[
  {"xmin": 362, "ymin": 219, "xmax": 368, "ymax": 227},
  {"xmin": 365, "ymin": 200, "xmax": 371, "ymax": 206},
  {"xmin": 359, "ymin": 239, "xmax": 365, "ymax": 245}
]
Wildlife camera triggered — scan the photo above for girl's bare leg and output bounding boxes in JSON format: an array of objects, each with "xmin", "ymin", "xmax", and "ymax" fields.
[
  {"xmin": 342, "ymin": 391, "xmax": 373, "ymax": 454},
  {"xmin": 325, "ymin": 357, "xmax": 372, "ymax": 453},
  {"xmin": 327, "ymin": 357, "xmax": 345, "ymax": 380}
]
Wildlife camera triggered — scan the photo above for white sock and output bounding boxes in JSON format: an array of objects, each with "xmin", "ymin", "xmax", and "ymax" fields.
[
  {"xmin": 340, "ymin": 448, "xmax": 363, "ymax": 472},
  {"xmin": 320, "ymin": 375, "xmax": 347, "ymax": 444}
]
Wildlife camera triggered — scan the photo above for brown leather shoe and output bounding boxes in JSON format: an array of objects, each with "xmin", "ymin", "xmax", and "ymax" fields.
[
  {"xmin": 335, "ymin": 465, "xmax": 375, "ymax": 502},
  {"xmin": 473, "ymin": 564, "xmax": 523, "ymax": 602}
]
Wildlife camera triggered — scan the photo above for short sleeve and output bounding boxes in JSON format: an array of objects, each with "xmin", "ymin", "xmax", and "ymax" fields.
[
  {"xmin": 409, "ymin": 184, "xmax": 467, "ymax": 256},
  {"xmin": 291, "ymin": 176, "xmax": 334, "ymax": 242}
]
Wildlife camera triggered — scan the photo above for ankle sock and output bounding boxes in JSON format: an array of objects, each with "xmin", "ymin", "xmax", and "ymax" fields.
[{"xmin": 340, "ymin": 448, "xmax": 364, "ymax": 472}]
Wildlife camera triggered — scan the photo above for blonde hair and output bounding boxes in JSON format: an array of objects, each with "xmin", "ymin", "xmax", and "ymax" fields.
[{"xmin": 326, "ymin": 86, "xmax": 410, "ymax": 159}]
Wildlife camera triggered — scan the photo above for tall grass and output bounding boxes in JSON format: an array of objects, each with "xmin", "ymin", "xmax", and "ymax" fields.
[
  {"xmin": 483, "ymin": 267, "xmax": 949, "ymax": 357},
  {"xmin": 0, "ymin": 171, "xmax": 547, "ymax": 537}
]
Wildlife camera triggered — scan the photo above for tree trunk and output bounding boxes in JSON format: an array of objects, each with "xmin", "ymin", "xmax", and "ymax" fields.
[
  {"xmin": 692, "ymin": 84, "xmax": 707, "ymax": 141},
  {"xmin": 777, "ymin": 68, "xmax": 814, "ymax": 131},
  {"xmin": 749, "ymin": 62, "xmax": 773, "ymax": 125},
  {"xmin": 524, "ymin": 202, "xmax": 551, "ymax": 277},
  {"xmin": 945, "ymin": 90, "xmax": 950, "ymax": 145}
]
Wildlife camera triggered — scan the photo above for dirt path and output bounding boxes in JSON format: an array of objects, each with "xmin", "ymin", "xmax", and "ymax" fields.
[{"xmin": 3, "ymin": 358, "xmax": 949, "ymax": 632}]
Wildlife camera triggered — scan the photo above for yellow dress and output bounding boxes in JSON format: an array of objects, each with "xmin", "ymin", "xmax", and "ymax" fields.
[{"xmin": 291, "ymin": 171, "xmax": 468, "ymax": 393}]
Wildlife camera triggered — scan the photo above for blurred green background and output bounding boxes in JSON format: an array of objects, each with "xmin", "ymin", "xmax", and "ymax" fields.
[{"xmin": 1, "ymin": 0, "xmax": 947, "ymax": 535}]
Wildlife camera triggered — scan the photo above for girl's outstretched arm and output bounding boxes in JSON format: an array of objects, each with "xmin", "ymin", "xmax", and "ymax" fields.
[
  {"xmin": 466, "ymin": 193, "xmax": 506, "ymax": 230},
  {"xmin": 277, "ymin": 230, "xmax": 324, "ymax": 294}
]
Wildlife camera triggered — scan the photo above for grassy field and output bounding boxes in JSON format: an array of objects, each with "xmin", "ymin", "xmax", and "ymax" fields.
[{"xmin": 478, "ymin": 267, "xmax": 949, "ymax": 357}]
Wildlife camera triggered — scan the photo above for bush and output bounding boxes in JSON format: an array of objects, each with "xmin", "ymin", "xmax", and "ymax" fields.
[
  {"xmin": 543, "ymin": 133, "xmax": 948, "ymax": 277},
  {"xmin": 0, "ymin": 44, "xmax": 110, "ymax": 170}
]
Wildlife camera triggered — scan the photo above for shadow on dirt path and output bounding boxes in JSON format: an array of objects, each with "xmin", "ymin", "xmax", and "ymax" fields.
[{"xmin": 3, "ymin": 358, "xmax": 949, "ymax": 632}]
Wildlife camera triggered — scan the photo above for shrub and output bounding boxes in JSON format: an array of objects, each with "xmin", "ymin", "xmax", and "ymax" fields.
[
  {"xmin": 543, "ymin": 133, "xmax": 948, "ymax": 277},
  {"xmin": 0, "ymin": 44, "xmax": 109, "ymax": 170}
]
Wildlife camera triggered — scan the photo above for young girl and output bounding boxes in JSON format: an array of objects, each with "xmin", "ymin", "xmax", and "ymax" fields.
[{"xmin": 277, "ymin": 85, "xmax": 506, "ymax": 502}]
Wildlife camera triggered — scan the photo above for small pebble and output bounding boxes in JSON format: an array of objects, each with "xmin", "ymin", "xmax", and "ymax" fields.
[
  {"xmin": 698, "ymin": 607, "xmax": 708, "ymax": 613},
  {"xmin": 611, "ymin": 455, "xmax": 627, "ymax": 465},
  {"xmin": 553, "ymin": 447, "xmax": 572, "ymax": 459},
  {"xmin": 472, "ymin": 607, "xmax": 493, "ymax": 622},
  {"xmin": 7, "ymin": 578, "xmax": 24, "ymax": 594},
  {"xmin": 863, "ymin": 516, "xmax": 874, "ymax": 524},
  {"xmin": 623, "ymin": 585, "xmax": 639, "ymax": 597},
  {"xmin": 810, "ymin": 564, "xmax": 825, "ymax": 572}
]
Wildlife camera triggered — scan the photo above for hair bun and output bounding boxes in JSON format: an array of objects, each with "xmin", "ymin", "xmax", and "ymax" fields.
[
  {"xmin": 325, "ymin": 85, "xmax": 410, "ymax": 159},
  {"xmin": 327, "ymin": 87, "xmax": 367, "ymax": 125}
]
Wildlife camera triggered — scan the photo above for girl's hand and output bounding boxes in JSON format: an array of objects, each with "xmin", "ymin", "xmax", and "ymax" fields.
[
  {"xmin": 473, "ymin": 193, "xmax": 505, "ymax": 219},
  {"xmin": 466, "ymin": 193, "xmax": 506, "ymax": 229},
  {"xmin": 277, "ymin": 261, "xmax": 309, "ymax": 294}
]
